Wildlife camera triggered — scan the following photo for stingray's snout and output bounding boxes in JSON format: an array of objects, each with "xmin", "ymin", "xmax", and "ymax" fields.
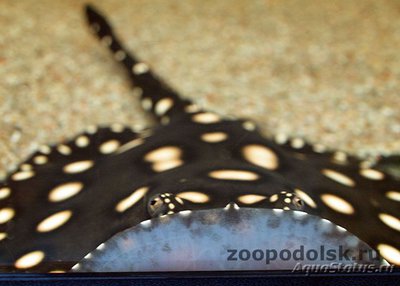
[{"xmin": 73, "ymin": 207, "xmax": 385, "ymax": 272}]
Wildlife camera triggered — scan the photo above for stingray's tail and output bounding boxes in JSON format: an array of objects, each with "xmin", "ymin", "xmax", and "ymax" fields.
[{"xmin": 85, "ymin": 5, "xmax": 196, "ymax": 123}]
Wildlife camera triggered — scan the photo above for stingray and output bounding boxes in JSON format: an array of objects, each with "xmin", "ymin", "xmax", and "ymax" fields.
[{"xmin": 0, "ymin": 5, "xmax": 399, "ymax": 273}]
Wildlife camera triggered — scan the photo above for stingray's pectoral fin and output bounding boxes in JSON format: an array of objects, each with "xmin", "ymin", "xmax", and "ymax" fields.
[
  {"xmin": 72, "ymin": 208, "xmax": 386, "ymax": 272},
  {"xmin": 0, "ymin": 125, "xmax": 153, "ymax": 273},
  {"xmin": 85, "ymin": 5, "xmax": 194, "ymax": 122}
]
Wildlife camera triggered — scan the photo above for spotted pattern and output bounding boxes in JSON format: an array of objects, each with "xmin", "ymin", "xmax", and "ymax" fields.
[
  {"xmin": 192, "ymin": 112, "xmax": 221, "ymax": 124},
  {"xmin": 99, "ymin": 140, "xmax": 120, "ymax": 154},
  {"xmin": 63, "ymin": 160, "xmax": 94, "ymax": 174},
  {"xmin": 321, "ymin": 169, "xmax": 356, "ymax": 187},
  {"xmin": 177, "ymin": 192, "xmax": 210, "ymax": 203},
  {"xmin": 0, "ymin": 4, "xmax": 398, "ymax": 273},
  {"xmin": 201, "ymin": 132, "xmax": 228, "ymax": 143},
  {"xmin": 115, "ymin": 187, "xmax": 149, "ymax": 213},
  {"xmin": 37, "ymin": 210, "xmax": 73, "ymax": 232},
  {"xmin": 321, "ymin": 194, "xmax": 355, "ymax": 215},
  {"xmin": 48, "ymin": 182, "xmax": 84, "ymax": 202},
  {"xmin": 11, "ymin": 171, "xmax": 35, "ymax": 181},
  {"xmin": 237, "ymin": 194, "xmax": 267, "ymax": 205},
  {"xmin": 14, "ymin": 251, "xmax": 45, "ymax": 270},
  {"xmin": 208, "ymin": 170, "xmax": 259, "ymax": 181},
  {"xmin": 242, "ymin": 144, "xmax": 279, "ymax": 170}
]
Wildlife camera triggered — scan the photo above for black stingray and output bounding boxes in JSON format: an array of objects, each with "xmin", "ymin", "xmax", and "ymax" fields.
[{"xmin": 0, "ymin": 5, "xmax": 399, "ymax": 272}]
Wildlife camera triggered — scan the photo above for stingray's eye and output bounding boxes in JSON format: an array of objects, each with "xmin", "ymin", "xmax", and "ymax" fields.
[
  {"xmin": 292, "ymin": 196, "xmax": 304, "ymax": 209},
  {"xmin": 147, "ymin": 193, "xmax": 185, "ymax": 218},
  {"xmin": 269, "ymin": 191, "xmax": 305, "ymax": 211}
]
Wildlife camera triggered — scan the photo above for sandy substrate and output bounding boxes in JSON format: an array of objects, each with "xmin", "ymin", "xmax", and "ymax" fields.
[{"xmin": 0, "ymin": 0, "xmax": 399, "ymax": 178}]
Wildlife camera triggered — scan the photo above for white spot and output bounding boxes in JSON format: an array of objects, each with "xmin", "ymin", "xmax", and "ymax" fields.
[
  {"xmin": 177, "ymin": 192, "xmax": 210, "ymax": 203},
  {"xmin": 192, "ymin": 112, "xmax": 220, "ymax": 124},
  {"xmin": 141, "ymin": 98, "xmax": 152, "ymax": 111},
  {"xmin": 86, "ymin": 125, "xmax": 98, "ymax": 134},
  {"xmin": 37, "ymin": 210, "xmax": 73, "ymax": 232},
  {"xmin": 0, "ymin": 208, "xmax": 15, "ymax": 224},
  {"xmin": 224, "ymin": 203, "xmax": 240, "ymax": 210},
  {"xmin": 84, "ymin": 253, "xmax": 92, "ymax": 259},
  {"xmin": 12, "ymin": 171, "xmax": 34, "ymax": 181},
  {"xmin": 237, "ymin": 194, "xmax": 266, "ymax": 205},
  {"xmin": 140, "ymin": 220, "xmax": 152, "ymax": 227},
  {"xmin": 132, "ymin": 62, "xmax": 149, "ymax": 74},
  {"xmin": 15, "ymin": 251, "xmax": 45, "ymax": 269},
  {"xmin": 386, "ymin": 191, "xmax": 400, "ymax": 202},
  {"xmin": 377, "ymin": 244, "xmax": 400, "ymax": 265},
  {"xmin": 322, "ymin": 169, "xmax": 355, "ymax": 187},
  {"xmin": 117, "ymin": 138, "xmax": 144, "ymax": 154},
  {"xmin": 283, "ymin": 207, "xmax": 290, "ymax": 210},
  {"xmin": 273, "ymin": 208, "xmax": 284, "ymax": 213},
  {"xmin": 168, "ymin": 203, "xmax": 175, "ymax": 210},
  {"xmin": 57, "ymin": 145, "xmax": 72, "ymax": 155},
  {"xmin": 242, "ymin": 144, "xmax": 279, "ymax": 170},
  {"xmin": 274, "ymin": 133, "xmax": 288, "ymax": 144},
  {"xmin": 333, "ymin": 151, "xmax": 347, "ymax": 164},
  {"xmin": 49, "ymin": 270, "xmax": 66, "ymax": 273},
  {"xmin": 33, "ymin": 155, "xmax": 48, "ymax": 165},
  {"xmin": 75, "ymin": 136, "xmax": 90, "ymax": 148},
  {"xmin": 336, "ymin": 225, "xmax": 347, "ymax": 232},
  {"xmin": 164, "ymin": 198, "xmax": 171, "ymax": 203},
  {"xmin": 48, "ymin": 182, "xmax": 84, "ymax": 202},
  {"xmin": 155, "ymin": 98, "xmax": 174, "ymax": 116},
  {"xmin": 179, "ymin": 210, "xmax": 192, "ymax": 217},
  {"xmin": 114, "ymin": 50, "xmax": 126, "ymax": 61},
  {"xmin": 208, "ymin": 170, "xmax": 259, "ymax": 181},
  {"xmin": 115, "ymin": 187, "xmax": 149, "ymax": 212},
  {"xmin": 359, "ymin": 159, "xmax": 375, "ymax": 169},
  {"xmin": 101, "ymin": 35, "xmax": 112, "ymax": 46},
  {"xmin": 152, "ymin": 159, "xmax": 183, "ymax": 172},
  {"xmin": 379, "ymin": 213, "xmax": 400, "ymax": 232},
  {"xmin": 99, "ymin": 140, "xmax": 120, "ymax": 154},
  {"xmin": 185, "ymin": 104, "xmax": 201, "ymax": 113},
  {"xmin": 0, "ymin": 232, "xmax": 7, "ymax": 241},
  {"xmin": 144, "ymin": 146, "xmax": 182, "ymax": 162},
  {"xmin": 175, "ymin": 197, "xmax": 184, "ymax": 204},
  {"xmin": 284, "ymin": 198, "xmax": 291, "ymax": 204},
  {"xmin": 0, "ymin": 187, "xmax": 11, "ymax": 200},
  {"xmin": 96, "ymin": 243, "xmax": 105, "ymax": 250},
  {"xmin": 63, "ymin": 160, "xmax": 94, "ymax": 174},
  {"xmin": 110, "ymin": 123, "xmax": 124, "ymax": 133},
  {"xmin": 291, "ymin": 138, "xmax": 305, "ymax": 149},
  {"xmin": 321, "ymin": 194, "xmax": 354, "ymax": 215},
  {"xmin": 71, "ymin": 264, "xmax": 80, "ymax": 270},
  {"xmin": 39, "ymin": 145, "xmax": 51, "ymax": 154},
  {"xmin": 269, "ymin": 194, "xmax": 279, "ymax": 203},
  {"xmin": 20, "ymin": 164, "xmax": 33, "ymax": 171},
  {"xmin": 313, "ymin": 144, "xmax": 326, "ymax": 153},
  {"xmin": 242, "ymin": 121, "xmax": 256, "ymax": 131},
  {"xmin": 360, "ymin": 168, "xmax": 385, "ymax": 180},
  {"xmin": 293, "ymin": 211, "xmax": 307, "ymax": 217},
  {"xmin": 295, "ymin": 189, "xmax": 317, "ymax": 208},
  {"xmin": 201, "ymin": 132, "xmax": 228, "ymax": 143}
]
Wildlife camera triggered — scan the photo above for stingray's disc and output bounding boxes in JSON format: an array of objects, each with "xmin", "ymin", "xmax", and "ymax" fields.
[{"xmin": 73, "ymin": 208, "xmax": 383, "ymax": 272}]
